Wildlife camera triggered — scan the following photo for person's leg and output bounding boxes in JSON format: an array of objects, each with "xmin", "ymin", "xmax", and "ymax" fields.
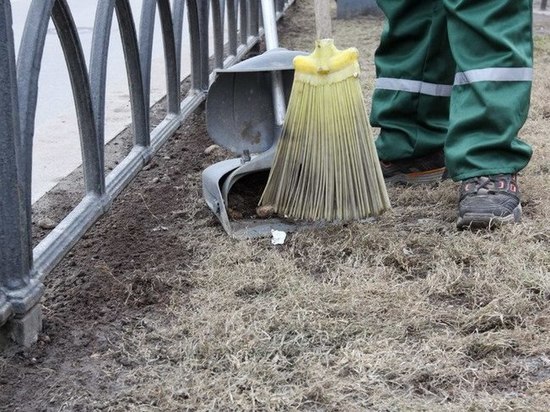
[
  {"xmin": 443, "ymin": 0, "xmax": 533, "ymax": 181},
  {"xmin": 372, "ymin": 0, "xmax": 455, "ymax": 164},
  {"xmin": 442, "ymin": 0, "xmax": 533, "ymax": 227}
]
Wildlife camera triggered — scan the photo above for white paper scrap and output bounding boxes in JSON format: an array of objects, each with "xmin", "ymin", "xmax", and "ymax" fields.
[{"xmin": 271, "ymin": 229, "xmax": 287, "ymax": 245}]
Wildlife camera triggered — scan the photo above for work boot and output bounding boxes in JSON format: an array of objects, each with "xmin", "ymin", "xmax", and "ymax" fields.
[
  {"xmin": 379, "ymin": 151, "xmax": 447, "ymax": 184},
  {"xmin": 457, "ymin": 174, "xmax": 522, "ymax": 229}
]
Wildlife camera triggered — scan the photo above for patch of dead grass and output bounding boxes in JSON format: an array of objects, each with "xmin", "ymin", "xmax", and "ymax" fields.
[{"xmin": 98, "ymin": 207, "xmax": 550, "ymax": 410}]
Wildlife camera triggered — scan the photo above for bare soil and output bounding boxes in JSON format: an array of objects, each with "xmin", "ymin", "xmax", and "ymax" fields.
[{"xmin": 2, "ymin": 2, "xmax": 550, "ymax": 411}]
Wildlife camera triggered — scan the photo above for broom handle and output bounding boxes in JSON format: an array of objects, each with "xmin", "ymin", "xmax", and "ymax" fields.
[
  {"xmin": 314, "ymin": 0, "xmax": 333, "ymax": 39},
  {"xmin": 261, "ymin": 0, "xmax": 286, "ymax": 130}
]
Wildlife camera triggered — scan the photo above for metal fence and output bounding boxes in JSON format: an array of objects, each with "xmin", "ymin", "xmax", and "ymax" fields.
[{"xmin": 0, "ymin": 0, "xmax": 294, "ymax": 346}]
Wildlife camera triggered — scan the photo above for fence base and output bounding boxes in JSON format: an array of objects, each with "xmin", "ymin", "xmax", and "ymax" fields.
[{"xmin": 0, "ymin": 304, "xmax": 42, "ymax": 348}]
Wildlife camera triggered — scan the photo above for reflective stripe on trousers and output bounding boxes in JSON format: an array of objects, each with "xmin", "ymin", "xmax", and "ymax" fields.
[{"xmin": 375, "ymin": 67, "xmax": 533, "ymax": 96}]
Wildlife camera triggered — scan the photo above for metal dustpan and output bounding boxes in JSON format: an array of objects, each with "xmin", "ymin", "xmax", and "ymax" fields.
[
  {"xmin": 202, "ymin": 0, "xmax": 307, "ymax": 239},
  {"xmin": 202, "ymin": 48, "xmax": 305, "ymax": 239},
  {"xmin": 206, "ymin": 48, "xmax": 300, "ymax": 155}
]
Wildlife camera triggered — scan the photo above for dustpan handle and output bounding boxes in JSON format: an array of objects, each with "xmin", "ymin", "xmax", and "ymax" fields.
[
  {"xmin": 260, "ymin": 0, "xmax": 286, "ymax": 129},
  {"xmin": 314, "ymin": 0, "xmax": 333, "ymax": 39},
  {"xmin": 261, "ymin": 0, "xmax": 279, "ymax": 51}
]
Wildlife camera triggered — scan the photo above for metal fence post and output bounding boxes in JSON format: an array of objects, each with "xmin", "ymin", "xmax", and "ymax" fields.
[
  {"xmin": 197, "ymin": 0, "xmax": 210, "ymax": 91},
  {"xmin": 187, "ymin": 0, "xmax": 202, "ymax": 91},
  {"xmin": 0, "ymin": 0, "xmax": 44, "ymax": 347},
  {"xmin": 212, "ymin": 0, "xmax": 226, "ymax": 69},
  {"xmin": 239, "ymin": 0, "xmax": 248, "ymax": 45},
  {"xmin": 337, "ymin": 0, "xmax": 382, "ymax": 19},
  {"xmin": 227, "ymin": 0, "xmax": 238, "ymax": 56},
  {"xmin": 276, "ymin": 0, "xmax": 284, "ymax": 15}
]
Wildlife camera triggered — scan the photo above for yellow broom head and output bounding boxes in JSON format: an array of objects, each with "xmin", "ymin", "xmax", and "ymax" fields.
[
  {"xmin": 259, "ymin": 39, "xmax": 391, "ymax": 221},
  {"xmin": 293, "ymin": 39, "xmax": 360, "ymax": 84}
]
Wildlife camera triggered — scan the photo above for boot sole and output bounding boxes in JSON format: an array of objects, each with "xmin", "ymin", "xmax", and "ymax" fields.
[
  {"xmin": 384, "ymin": 167, "xmax": 447, "ymax": 185},
  {"xmin": 456, "ymin": 204, "xmax": 522, "ymax": 229}
]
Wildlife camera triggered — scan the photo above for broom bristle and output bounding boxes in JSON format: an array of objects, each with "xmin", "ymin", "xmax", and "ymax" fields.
[{"xmin": 259, "ymin": 41, "xmax": 391, "ymax": 221}]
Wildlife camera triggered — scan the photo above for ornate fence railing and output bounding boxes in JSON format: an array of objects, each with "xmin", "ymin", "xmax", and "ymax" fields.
[{"xmin": 0, "ymin": 0, "xmax": 294, "ymax": 346}]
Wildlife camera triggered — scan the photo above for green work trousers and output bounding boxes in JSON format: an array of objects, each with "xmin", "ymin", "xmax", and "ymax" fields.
[{"xmin": 371, "ymin": 0, "xmax": 534, "ymax": 181}]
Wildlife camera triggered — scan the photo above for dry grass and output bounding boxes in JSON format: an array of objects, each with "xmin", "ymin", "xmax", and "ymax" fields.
[
  {"xmin": 102, "ymin": 214, "xmax": 550, "ymax": 410},
  {"xmin": 3, "ymin": 2, "xmax": 550, "ymax": 411},
  {"xmin": 94, "ymin": 6, "xmax": 550, "ymax": 411}
]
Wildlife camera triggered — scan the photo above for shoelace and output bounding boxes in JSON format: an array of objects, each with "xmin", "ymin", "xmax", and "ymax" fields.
[
  {"xmin": 463, "ymin": 176, "xmax": 493, "ymax": 194},
  {"xmin": 464, "ymin": 175, "xmax": 516, "ymax": 196}
]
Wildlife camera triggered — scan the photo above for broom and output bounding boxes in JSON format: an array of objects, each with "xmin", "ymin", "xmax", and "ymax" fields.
[{"xmin": 259, "ymin": 0, "xmax": 390, "ymax": 221}]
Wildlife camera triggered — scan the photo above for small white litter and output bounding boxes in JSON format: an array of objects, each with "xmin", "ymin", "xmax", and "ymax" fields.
[{"xmin": 271, "ymin": 229, "xmax": 287, "ymax": 245}]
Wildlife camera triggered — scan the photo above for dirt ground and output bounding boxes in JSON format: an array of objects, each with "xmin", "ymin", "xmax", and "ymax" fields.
[{"xmin": 2, "ymin": 1, "xmax": 550, "ymax": 411}]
